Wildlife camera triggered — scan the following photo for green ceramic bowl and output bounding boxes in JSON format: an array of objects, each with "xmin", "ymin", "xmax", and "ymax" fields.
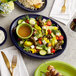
[
  {"xmin": 16, "ymin": 23, "xmax": 33, "ymax": 39},
  {"xmin": 34, "ymin": 60, "xmax": 76, "ymax": 76}
]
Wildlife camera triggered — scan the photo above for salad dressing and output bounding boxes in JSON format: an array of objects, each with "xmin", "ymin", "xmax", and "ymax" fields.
[{"xmin": 18, "ymin": 25, "xmax": 31, "ymax": 37}]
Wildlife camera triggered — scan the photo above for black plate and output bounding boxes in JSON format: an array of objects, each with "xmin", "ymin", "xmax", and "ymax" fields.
[
  {"xmin": 9, "ymin": 14, "xmax": 67, "ymax": 59},
  {"xmin": 15, "ymin": 0, "xmax": 47, "ymax": 12}
]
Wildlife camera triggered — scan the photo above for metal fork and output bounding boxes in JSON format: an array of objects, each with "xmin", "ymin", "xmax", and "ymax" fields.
[
  {"xmin": 61, "ymin": 0, "xmax": 66, "ymax": 13},
  {"xmin": 11, "ymin": 56, "xmax": 17, "ymax": 76}
]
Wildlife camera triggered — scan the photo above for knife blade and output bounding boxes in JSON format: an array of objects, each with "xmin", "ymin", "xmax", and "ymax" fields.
[{"xmin": 1, "ymin": 51, "xmax": 12, "ymax": 74}]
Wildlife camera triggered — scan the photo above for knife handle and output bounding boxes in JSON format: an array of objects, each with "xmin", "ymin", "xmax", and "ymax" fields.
[
  {"xmin": 8, "ymin": 68, "xmax": 12, "ymax": 75},
  {"xmin": 11, "ymin": 73, "xmax": 13, "ymax": 76}
]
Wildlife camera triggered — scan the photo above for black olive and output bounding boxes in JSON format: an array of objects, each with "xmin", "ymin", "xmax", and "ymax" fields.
[
  {"xmin": 55, "ymin": 72, "xmax": 59, "ymax": 76},
  {"xmin": 43, "ymin": 35, "xmax": 46, "ymax": 38},
  {"xmin": 46, "ymin": 43, "xmax": 49, "ymax": 47},
  {"xmin": 48, "ymin": 36, "xmax": 51, "ymax": 39},
  {"xmin": 73, "ymin": 19, "xmax": 76, "ymax": 23},
  {"xmin": 70, "ymin": 19, "xmax": 76, "ymax": 32}
]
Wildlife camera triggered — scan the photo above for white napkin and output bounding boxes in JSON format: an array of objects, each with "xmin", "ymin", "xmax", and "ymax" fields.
[
  {"xmin": 50, "ymin": 0, "xmax": 76, "ymax": 25},
  {"xmin": 0, "ymin": 46, "xmax": 29, "ymax": 76}
]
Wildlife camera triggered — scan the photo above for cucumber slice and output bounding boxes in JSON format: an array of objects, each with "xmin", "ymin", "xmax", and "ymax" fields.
[
  {"xmin": 39, "ymin": 50, "xmax": 47, "ymax": 56},
  {"xmin": 18, "ymin": 19, "xmax": 24, "ymax": 24},
  {"xmin": 36, "ymin": 46, "xmax": 43, "ymax": 50},
  {"xmin": 29, "ymin": 18, "xmax": 36, "ymax": 25},
  {"xmin": 51, "ymin": 32, "xmax": 55, "ymax": 37}
]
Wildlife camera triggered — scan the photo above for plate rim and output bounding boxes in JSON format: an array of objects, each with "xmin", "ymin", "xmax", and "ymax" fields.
[
  {"xmin": 15, "ymin": 0, "xmax": 47, "ymax": 12},
  {"xmin": 34, "ymin": 60, "xmax": 76, "ymax": 76},
  {"xmin": 9, "ymin": 14, "xmax": 67, "ymax": 59}
]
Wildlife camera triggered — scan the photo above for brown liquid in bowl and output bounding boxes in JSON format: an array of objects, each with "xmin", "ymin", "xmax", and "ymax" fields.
[{"xmin": 18, "ymin": 25, "xmax": 31, "ymax": 37}]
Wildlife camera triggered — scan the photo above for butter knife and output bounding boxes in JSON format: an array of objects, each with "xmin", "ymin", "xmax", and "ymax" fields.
[{"xmin": 1, "ymin": 51, "xmax": 12, "ymax": 74}]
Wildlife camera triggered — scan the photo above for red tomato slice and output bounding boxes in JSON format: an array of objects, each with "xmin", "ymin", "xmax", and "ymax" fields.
[
  {"xmin": 58, "ymin": 35, "xmax": 64, "ymax": 40},
  {"xmin": 38, "ymin": 37, "xmax": 42, "ymax": 40},
  {"xmin": 47, "ymin": 21, "xmax": 52, "ymax": 26},
  {"xmin": 25, "ymin": 20, "xmax": 29, "ymax": 23},
  {"xmin": 56, "ymin": 36, "xmax": 59, "ymax": 40},
  {"xmin": 48, "ymin": 29, "xmax": 52, "ymax": 34},
  {"xmin": 51, "ymin": 48, "xmax": 55, "ymax": 53},
  {"xmin": 38, "ymin": 40, "xmax": 42, "ymax": 44}
]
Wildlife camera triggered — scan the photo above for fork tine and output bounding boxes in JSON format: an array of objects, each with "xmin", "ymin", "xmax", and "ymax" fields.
[
  {"xmin": 12, "ymin": 55, "xmax": 17, "ymax": 66},
  {"xmin": 61, "ymin": 0, "xmax": 66, "ymax": 13},
  {"xmin": 61, "ymin": 6, "xmax": 66, "ymax": 13}
]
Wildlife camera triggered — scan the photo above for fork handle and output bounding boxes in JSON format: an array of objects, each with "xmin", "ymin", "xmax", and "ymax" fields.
[
  {"xmin": 64, "ymin": 0, "xmax": 66, "ymax": 5},
  {"xmin": 11, "ymin": 69, "xmax": 13, "ymax": 76}
]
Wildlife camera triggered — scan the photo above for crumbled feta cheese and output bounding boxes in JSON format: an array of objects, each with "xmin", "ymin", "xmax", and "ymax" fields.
[
  {"xmin": 47, "ymin": 49, "xmax": 51, "ymax": 54},
  {"xmin": 42, "ymin": 40, "xmax": 47, "ymax": 44},
  {"xmin": 22, "ymin": 21, "xmax": 25, "ymax": 23},
  {"xmin": 56, "ymin": 33, "xmax": 61, "ymax": 36},
  {"xmin": 34, "ymin": 37, "xmax": 37, "ymax": 40},
  {"xmin": 20, "ymin": 41, "xmax": 24, "ymax": 44},
  {"xmin": 42, "ymin": 26, "xmax": 47, "ymax": 29},
  {"xmin": 42, "ymin": 19, "xmax": 46, "ymax": 23},
  {"xmin": 31, "ymin": 45, "xmax": 35, "ymax": 49}
]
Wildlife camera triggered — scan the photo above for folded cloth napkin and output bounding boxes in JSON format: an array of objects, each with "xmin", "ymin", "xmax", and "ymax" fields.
[
  {"xmin": 50, "ymin": 0, "xmax": 76, "ymax": 25},
  {"xmin": 0, "ymin": 46, "xmax": 29, "ymax": 76}
]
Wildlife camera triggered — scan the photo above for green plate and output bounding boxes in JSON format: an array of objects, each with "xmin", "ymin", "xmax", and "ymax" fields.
[{"xmin": 34, "ymin": 61, "xmax": 76, "ymax": 76}]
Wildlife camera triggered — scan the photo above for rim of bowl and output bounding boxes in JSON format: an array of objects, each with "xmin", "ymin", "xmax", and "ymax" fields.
[{"xmin": 16, "ymin": 23, "xmax": 33, "ymax": 39}]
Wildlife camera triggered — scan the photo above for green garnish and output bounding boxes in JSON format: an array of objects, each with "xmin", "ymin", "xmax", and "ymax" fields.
[{"xmin": 24, "ymin": 46, "xmax": 30, "ymax": 52}]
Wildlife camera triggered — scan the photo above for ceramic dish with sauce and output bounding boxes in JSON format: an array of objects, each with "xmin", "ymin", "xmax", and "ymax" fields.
[
  {"xmin": 9, "ymin": 14, "xmax": 67, "ymax": 59},
  {"xmin": 16, "ymin": 23, "xmax": 33, "ymax": 39}
]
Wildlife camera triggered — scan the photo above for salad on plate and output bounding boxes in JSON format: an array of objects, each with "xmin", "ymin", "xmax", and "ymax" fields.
[{"xmin": 14, "ymin": 15, "xmax": 64, "ymax": 56}]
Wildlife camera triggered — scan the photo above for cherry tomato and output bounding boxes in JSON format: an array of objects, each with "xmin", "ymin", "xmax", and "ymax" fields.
[
  {"xmin": 38, "ymin": 37, "xmax": 42, "ymax": 40},
  {"xmin": 51, "ymin": 48, "xmax": 55, "ymax": 53},
  {"xmin": 58, "ymin": 35, "xmax": 64, "ymax": 40},
  {"xmin": 38, "ymin": 40, "xmax": 42, "ymax": 44},
  {"xmin": 48, "ymin": 29, "xmax": 52, "ymax": 34},
  {"xmin": 47, "ymin": 21, "xmax": 52, "ymax": 26},
  {"xmin": 25, "ymin": 20, "xmax": 29, "ymax": 23}
]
